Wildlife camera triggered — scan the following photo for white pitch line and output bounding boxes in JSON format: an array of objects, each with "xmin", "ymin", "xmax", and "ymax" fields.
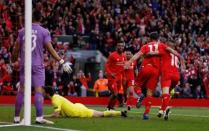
[
  {"xmin": 0, "ymin": 123, "xmax": 22, "ymax": 128},
  {"xmin": 0, "ymin": 124, "xmax": 78, "ymax": 131},
  {"xmin": 170, "ymin": 113, "xmax": 209, "ymax": 118},
  {"xmin": 0, "ymin": 122, "xmax": 13, "ymax": 124},
  {"xmin": 30, "ymin": 125, "xmax": 78, "ymax": 131},
  {"xmin": 130, "ymin": 111, "xmax": 209, "ymax": 118}
]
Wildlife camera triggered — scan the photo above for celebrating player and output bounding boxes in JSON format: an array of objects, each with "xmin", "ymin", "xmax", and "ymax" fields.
[
  {"xmin": 125, "ymin": 32, "xmax": 162, "ymax": 120},
  {"xmin": 44, "ymin": 87, "xmax": 127, "ymax": 118},
  {"xmin": 12, "ymin": 10, "xmax": 72, "ymax": 124},
  {"xmin": 105, "ymin": 41, "xmax": 126, "ymax": 110},
  {"xmin": 153, "ymin": 39, "xmax": 185, "ymax": 120},
  {"xmin": 126, "ymin": 32, "xmax": 185, "ymax": 120}
]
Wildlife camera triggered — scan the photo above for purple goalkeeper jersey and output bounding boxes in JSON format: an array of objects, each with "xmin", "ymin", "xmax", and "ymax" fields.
[{"xmin": 17, "ymin": 23, "xmax": 51, "ymax": 66}]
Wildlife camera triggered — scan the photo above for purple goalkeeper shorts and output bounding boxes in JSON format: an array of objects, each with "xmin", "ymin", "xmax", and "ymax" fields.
[{"xmin": 20, "ymin": 65, "xmax": 45, "ymax": 87}]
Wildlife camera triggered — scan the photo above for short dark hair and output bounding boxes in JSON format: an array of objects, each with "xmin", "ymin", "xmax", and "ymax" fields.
[
  {"xmin": 32, "ymin": 10, "xmax": 42, "ymax": 22},
  {"xmin": 44, "ymin": 87, "xmax": 55, "ymax": 97},
  {"xmin": 149, "ymin": 32, "xmax": 159, "ymax": 40}
]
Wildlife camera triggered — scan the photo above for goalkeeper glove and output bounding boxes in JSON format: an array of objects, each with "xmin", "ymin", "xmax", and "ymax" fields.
[{"xmin": 59, "ymin": 59, "xmax": 73, "ymax": 73}]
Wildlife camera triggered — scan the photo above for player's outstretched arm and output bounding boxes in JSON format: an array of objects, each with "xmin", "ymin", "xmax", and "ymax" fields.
[
  {"xmin": 130, "ymin": 51, "xmax": 143, "ymax": 63},
  {"xmin": 124, "ymin": 51, "xmax": 143, "ymax": 69}
]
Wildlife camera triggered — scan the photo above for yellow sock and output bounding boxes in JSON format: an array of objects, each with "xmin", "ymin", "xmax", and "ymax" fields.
[{"xmin": 104, "ymin": 111, "xmax": 121, "ymax": 117}]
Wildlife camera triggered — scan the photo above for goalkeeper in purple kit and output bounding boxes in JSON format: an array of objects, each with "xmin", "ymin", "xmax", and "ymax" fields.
[{"xmin": 12, "ymin": 10, "xmax": 72, "ymax": 124}]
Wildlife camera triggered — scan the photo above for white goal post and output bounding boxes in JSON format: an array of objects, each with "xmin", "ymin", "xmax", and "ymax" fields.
[{"xmin": 24, "ymin": 0, "xmax": 32, "ymax": 126}]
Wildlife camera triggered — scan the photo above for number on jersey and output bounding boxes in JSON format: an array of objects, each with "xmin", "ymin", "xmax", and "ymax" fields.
[
  {"xmin": 148, "ymin": 43, "xmax": 159, "ymax": 52},
  {"xmin": 23, "ymin": 34, "xmax": 37, "ymax": 52},
  {"xmin": 170, "ymin": 53, "xmax": 179, "ymax": 68}
]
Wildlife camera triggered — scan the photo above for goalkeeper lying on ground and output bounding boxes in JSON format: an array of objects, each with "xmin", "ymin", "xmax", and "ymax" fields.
[{"xmin": 44, "ymin": 87, "xmax": 127, "ymax": 118}]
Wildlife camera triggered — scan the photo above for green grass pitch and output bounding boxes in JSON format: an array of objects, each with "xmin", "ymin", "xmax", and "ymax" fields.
[{"xmin": 0, "ymin": 105, "xmax": 209, "ymax": 131}]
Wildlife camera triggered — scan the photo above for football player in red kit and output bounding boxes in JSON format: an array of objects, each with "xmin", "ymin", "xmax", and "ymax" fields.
[
  {"xmin": 123, "ymin": 49, "xmax": 138, "ymax": 110},
  {"xmin": 105, "ymin": 41, "xmax": 126, "ymax": 110},
  {"xmin": 125, "ymin": 33, "xmax": 185, "ymax": 120},
  {"xmin": 125, "ymin": 32, "xmax": 162, "ymax": 120},
  {"xmin": 155, "ymin": 39, "xmax": 185, "ymax": 120}
]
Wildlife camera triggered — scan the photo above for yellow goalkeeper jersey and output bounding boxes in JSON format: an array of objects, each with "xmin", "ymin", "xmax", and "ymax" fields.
[{"xmin": 51, "ymin": 94, "xmax": 94, "ymax": 117}]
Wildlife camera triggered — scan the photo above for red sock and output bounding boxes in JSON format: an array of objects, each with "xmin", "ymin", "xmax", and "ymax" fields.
[
  {"xmin": 144, "ymin": 96, "xmax": 152, "ymax": 114},
  {"xmin": 161, "ymin": 94, "xmax": 171, "ymax": 111}
]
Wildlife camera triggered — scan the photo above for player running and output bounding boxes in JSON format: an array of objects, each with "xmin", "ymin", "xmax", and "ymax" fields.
[
  {"xmin": 44, "ymin": 87, "xmax": 127, "ymax": 118},
  {"xmin": 12, "ymin": 10, "xmax": 72, "ymax": 124},
  {"xmin": 105, "ymin": 41, "xmax": 126, "ymax": 110}
]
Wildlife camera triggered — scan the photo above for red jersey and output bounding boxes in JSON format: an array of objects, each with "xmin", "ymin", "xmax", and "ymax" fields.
[
  {"xmin": 105, "ymin": 51, "xmax": 126, "ymax": 75},
  {"xmin": 124, "ymin": 60, "xmax": 137, "ymax": 81},
  {"xmin": 135, "ymin": 41, "xmax": 162, "ymax": 90},
  {"xmin": 140, "ymin": 41, "xmax": 161, "ymax": 68},
  {"xmin": 158, "ymin": 43, "xmax": 179, "ymax": 73},
  {"xmin": 158, "ymin": 43, "xmax": 180, "ymax": 88}
]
